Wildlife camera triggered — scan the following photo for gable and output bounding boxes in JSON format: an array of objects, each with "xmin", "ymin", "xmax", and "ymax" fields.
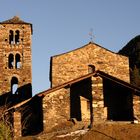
[{"xmin": 50, "ymin": 42, "xmax": 130, "ymax": 87}]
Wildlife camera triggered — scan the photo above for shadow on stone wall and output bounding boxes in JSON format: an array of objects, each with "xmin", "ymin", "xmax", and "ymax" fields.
[
  {"xmin": 70, "ymin": 78, "xmax": 92, "ymax": 122},
  {"xmin": 103, "ymin": 79, "xmax": 134, "ymax": 121},
  {"xmin": 0, "ymin": 83, "xmax": 33, "ymax": 136},
  {"xmin": 18, "ymin": 83, "xmax": 32, "ymax": 101},
  {"xmin": 0, "ymin": 83, "xmax": 32, "ymax": 108},
  {"xmin": 21, "ymin": 95, "xmax": 43, "ymax": 136}
]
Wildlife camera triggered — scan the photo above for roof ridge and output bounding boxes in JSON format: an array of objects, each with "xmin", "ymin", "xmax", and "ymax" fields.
[
  {"xmin": 52, "ymin": 42, "xmax": 120, "ymax": 58},
  {"xmin": 1, "ymin": 16, "xmax": 30, "ymax": 24},
  {"xmin": 5, "ymin": 70, "xmax": 140, "ymax": 112}
]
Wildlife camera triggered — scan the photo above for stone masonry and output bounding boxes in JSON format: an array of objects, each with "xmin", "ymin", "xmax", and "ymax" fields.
[
  {"xmin": 50, "ymin": 42, "xmax": 130, "ymax": 87},
  {"xmin": 1, "ymin": 17, "xmax": 140, "ymax": 139},
  {"xmin": 0, "ymin": 16, "xmax": 32, "ymax": 96},
  {"xmin": 50, "ymin": 42, "xmax": 130, "ymax": 124},
  {"xmin": 0, "ymin": 16, "xmax": 33, "ymax": 139},
  {"xmin": 43, "ymin": 88, "xmax": 70, "ymax": 132}
]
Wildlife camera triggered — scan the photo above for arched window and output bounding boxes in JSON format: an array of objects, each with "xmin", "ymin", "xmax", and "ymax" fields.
[
  {"xmin": 15, "ymin": 30, "xmax": 20, "ymax": 44},
  {"xmin": 15, "ymin": 54, "xmax": 21, "ymax": 69},
  {"xmin": 8, "ymin": 54, "xmax": 14, "ymax": 69},
  {"xmin": 9, "ymin": 30, "xmax": 14, "ymax": 44},
  {"xmin": 11, "ymin": 77, "xmax": 18, "ymax": 94}
]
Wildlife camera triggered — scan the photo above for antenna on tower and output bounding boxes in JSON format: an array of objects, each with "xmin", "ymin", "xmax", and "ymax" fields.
[{"xmin": 89, "ymin": 28, "xmax": 94, "ymax": 43}]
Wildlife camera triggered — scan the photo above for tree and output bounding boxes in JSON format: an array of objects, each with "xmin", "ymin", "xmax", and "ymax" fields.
[{"xmin": 0, "ymin": 106, "xmax": 12, "ymax": 140}]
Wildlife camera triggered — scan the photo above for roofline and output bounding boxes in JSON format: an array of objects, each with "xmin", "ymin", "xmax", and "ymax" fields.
[
  {"xmin": 40, "ymin": 70, "xmax": 140, "ymax": 97},
  {"xmin": 97, "ymin": 70, "xmax": 140, "ymax": 94},
  {"xmin": 0, "ymin": 22, "xmax": 32, "ymax": 25},
  {"xmin": 5, "ymin": 72, "xmax": 97, "ymax": 112},
  {"xmin": 4, "ymin": 98, "xmax": 32, "ymax": 113},
  {"xmin": 5, "ymin": 70, "xmax": 140, "ymax": 112},
  {"xmin": 38, "ymin": 71, "xmax": 97, "ymax": 97},
  {"xmin": 51, "ymin": 42, "xmax": 125, "ymax": 58}
]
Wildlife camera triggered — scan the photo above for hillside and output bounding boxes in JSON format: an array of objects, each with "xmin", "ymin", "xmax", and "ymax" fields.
[
  {"xmin": 119, "ymin": 35, "xmax": 140, "ymax": 87},
  {"xmin": 19, "ymin": 122, "xmax": 140, "ymax": 140}
]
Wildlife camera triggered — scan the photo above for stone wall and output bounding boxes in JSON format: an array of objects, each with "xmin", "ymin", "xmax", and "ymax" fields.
[
  {"xmin": 0, "ymin": 19, "xmax": 32, "ymax": 97},
  {"xmin": 43, "ymin": 88, "xmax": 70, "ymax": 132},
  {"xmin": 49, "ymin": 42, "xmax": 131, "ymax": 123},
  {"xmin": 80, "ymin": 96, "xmax": 90, "ymax": 123},
  {"xmin": 51, "ymin": 42, "xmax": 129, "ymax": 87},
  {"xmin": 92, "ymin": 76, "xmax": 107, "ymax": 121},
  {"xmin": 133, "ymin": 95, "xmax": 140, "ymax": 120},
  {"xmin": 14, "ymin": 111, "xmax": 21, "ymax": 139}
]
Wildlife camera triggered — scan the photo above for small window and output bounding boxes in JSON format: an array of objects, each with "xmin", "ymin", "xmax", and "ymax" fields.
[
  {"xmin": 88, "ymin": 65, "xmax": 95, "ymax": 73},
  {"xmin": 8, "ymin": 53, "xmax": 22, "ymax": 69},
  {"xmin": 15, "ymin": 30, "xmax": 20, "ymax": 44},
  {"xmin": 11, "ymin": 77, "xmax": 18, "ymax": 94},
  {"xmin": 15, "ymin": 54, "xmax": 21, "ymax": 69},
  {"xmin": 9, "ymin": 30, "xmax": 14, "ymax": 44},
  {"xmin": 8, "ymin": 54, "xmax": 14, "ymax": 69}
]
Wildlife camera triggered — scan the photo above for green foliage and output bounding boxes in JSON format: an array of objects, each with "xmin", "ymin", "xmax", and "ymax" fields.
[{"xmin": 0, "ymin": 121, "xmax": 12, "ymax": 140}]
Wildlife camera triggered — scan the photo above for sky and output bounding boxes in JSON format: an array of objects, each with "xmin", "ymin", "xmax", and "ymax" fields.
[{"xmin": 0, "ymin": 0, "xmax": 140, "ymax": 95}]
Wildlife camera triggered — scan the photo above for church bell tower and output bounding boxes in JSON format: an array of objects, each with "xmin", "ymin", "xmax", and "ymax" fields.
[{"xmin": 0, "ymin": 16, "xmax": 32, "ymax": 99}]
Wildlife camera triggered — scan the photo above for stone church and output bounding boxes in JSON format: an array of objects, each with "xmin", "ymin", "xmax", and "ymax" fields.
[{"xmin": 0, "ymin": 16, "xmax": 140, "ymax": 138}]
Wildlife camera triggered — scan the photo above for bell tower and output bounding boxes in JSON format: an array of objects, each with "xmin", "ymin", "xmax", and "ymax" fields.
[{"xmin": 0, "ymin": 16, "xmax": 32, "ymax": 99}]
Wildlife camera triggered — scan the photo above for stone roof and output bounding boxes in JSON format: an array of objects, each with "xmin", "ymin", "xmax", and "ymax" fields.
[{"xmin": 1, "ymin": 16, "xmax": 31, "ymax": 24}]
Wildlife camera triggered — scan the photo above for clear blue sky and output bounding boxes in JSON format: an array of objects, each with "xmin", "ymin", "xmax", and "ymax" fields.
[{"xmin": 0, "ymin": 0, "xmax": 140, "ymax": 95}]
